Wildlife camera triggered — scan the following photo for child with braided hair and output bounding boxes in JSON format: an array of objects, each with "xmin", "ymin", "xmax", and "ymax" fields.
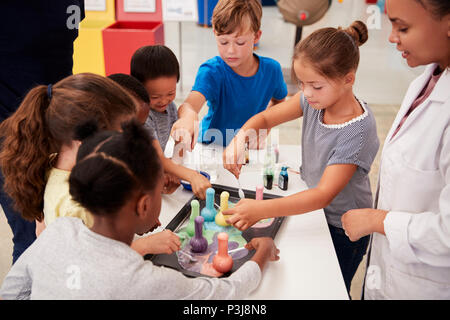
[{"xmin": 0, "ymin": 119, "xmax": 280, "ymax": 299}]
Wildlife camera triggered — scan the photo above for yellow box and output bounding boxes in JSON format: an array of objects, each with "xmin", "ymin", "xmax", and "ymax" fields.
[
  {"xmin": 84, "ymin": 0, "xmax": 115, "ymax": 21},
  {"xmin": 72, "ymin": 0, "xmax": 115, "ymax": 76}
]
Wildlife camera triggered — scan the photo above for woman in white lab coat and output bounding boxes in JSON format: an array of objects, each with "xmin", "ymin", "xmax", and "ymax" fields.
[{"xmin": 341, "ymin": 0, "xmax": 450, "ymax": 299}]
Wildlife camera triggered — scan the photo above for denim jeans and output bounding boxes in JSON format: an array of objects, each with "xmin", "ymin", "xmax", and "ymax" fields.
[
  {"xmin": 328, "ymin": 223, "xmax": 369, "ymax": 295},
  {"xmin": 0, "ymin": 170, "xmax": 36, "ymax": 264}
]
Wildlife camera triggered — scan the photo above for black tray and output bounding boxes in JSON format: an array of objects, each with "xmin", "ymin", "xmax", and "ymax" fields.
[{"xmin": 145, "ymin": 184, "xmax": 285, "ymax": 278}]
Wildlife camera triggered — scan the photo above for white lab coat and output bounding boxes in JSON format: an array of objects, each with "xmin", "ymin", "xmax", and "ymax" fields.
[{"xmin": 364, "ymin": 64, "xmax": 450, "ymax": 299}]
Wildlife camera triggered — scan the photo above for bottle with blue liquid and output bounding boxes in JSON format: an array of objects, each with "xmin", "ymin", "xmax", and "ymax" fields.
[{"xmin": 278, "ymin": 166, "xmax": 288, "ymax": 191}]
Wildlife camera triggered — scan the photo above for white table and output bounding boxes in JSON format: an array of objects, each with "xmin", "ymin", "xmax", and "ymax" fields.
[{"xmin": 153, "ymin": 144, "xmax": 348, "ymax": 300}]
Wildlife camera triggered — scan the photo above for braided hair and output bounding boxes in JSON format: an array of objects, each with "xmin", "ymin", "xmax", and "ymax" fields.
[{"xmin": 69, "ymin": 119, "xmax": 162, "ymax": 215}]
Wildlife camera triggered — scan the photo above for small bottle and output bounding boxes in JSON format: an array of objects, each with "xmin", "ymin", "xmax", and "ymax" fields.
[
  {"xmin": 263, "ymin": 145, "xmax": 275, "ymax": 190},
  {"xmin": 263, "ymin": 167, "xmax": 274, "ymax": 190},
  {"xmin": 245, "ymin": 141, "xmax": 249, "ymax": 164},
  {"xmin": 255, "ymin": 185, "xmax": 264, "ymax": 200},
  {"xmin": 278, "ymin": 166, "xmax": 289, "ymax": 191},
  {"xmin": 272, "ymin": 143, "xmax": 279, "ymax": 163}
]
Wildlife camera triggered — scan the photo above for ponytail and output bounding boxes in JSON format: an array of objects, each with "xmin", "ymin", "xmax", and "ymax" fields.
[
  {"xmin": 0, "ymin": 85, "xmax": 53, "ymax": 221},
  {"xmin": 293, "ymin": 20, "xmax": 368, "ymax": 80},
  {"xmin": 341, "ymin": 20, "xmax": 368, "ymax": 47},
  {"xmin": 0, "ymin": 73, "xmax": 137, "ymax": 221}
]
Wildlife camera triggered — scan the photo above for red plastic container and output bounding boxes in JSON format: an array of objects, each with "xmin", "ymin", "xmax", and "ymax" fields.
[{"xmin": 102, "ymin": 21, "xmax": 164, "ymax": 75}]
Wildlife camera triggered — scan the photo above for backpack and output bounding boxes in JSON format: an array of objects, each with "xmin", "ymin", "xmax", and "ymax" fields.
[{"xmin": 276, "ymin": 0, "xmax": 332, "ymax": 27}]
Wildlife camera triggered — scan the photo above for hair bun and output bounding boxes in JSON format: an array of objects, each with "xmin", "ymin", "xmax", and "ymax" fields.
[
  {"xmin": 344, "ymin": 20, "xmax": 368, "ymax": 46},
  {"xmin": 73, "ymin": 120, "xmax": 99, "ymax": 141},
  {"xmin": 121, "ymin": 118, "xmax": 152, "ymax": 150}
]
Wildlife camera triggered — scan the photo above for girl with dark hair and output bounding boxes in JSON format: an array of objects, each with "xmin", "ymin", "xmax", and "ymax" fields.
[
  {"xmin": 0, "ymin": 120, "xmax": 280, "ymax": 299},
  {"xmin": 342, "ymin": 0, "xmax": 450, "ymax": 299},
  {"xmin": 0, "ymin": 73, "xmax": 136, "ymax": 227},
  {"xmin": 223, "ymin": 21, "xmax": 380, "ymax": 294},
  {"xmin": 0, "ymin": 73, "xmax": 180, "ymax": 256}
]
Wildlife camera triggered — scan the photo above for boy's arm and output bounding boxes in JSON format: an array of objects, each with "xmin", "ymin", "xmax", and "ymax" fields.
[
  {"xmin": 171, "ymin": 91, "xmax": 206, "ymax": 151},
  {"xmin": 152, "ymin": 139, "xmax": 211, "ymax": 200},
  {"xmin": 177, "ymin": 91, "xmax": 206, "ymax": 117}
]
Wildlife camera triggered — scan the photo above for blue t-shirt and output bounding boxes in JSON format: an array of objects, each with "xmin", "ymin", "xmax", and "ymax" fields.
[{"xmin": 192, "ymin": 54, "xmax": 287, "ymax": 146}]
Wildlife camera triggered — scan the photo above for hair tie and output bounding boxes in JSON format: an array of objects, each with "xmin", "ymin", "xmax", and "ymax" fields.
[{"xmin": 47, "ymin": 84, "xmax": 53, "ymax": 100}]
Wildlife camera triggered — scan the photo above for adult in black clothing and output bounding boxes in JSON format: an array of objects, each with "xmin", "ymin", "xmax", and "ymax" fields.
[{"xmin": 0, "ymin": 0, "xmax": 85, "ymax": 263}]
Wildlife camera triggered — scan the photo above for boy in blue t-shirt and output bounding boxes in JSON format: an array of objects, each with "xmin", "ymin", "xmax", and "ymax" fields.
[{"xmin": 171, "ymin": 0, "xmax": 287, "ymax": 148}]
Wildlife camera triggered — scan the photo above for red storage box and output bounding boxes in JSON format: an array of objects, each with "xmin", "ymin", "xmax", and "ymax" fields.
[{"xmin": 102, "ymin": 21, "xmax": 164, "ymax": 75}]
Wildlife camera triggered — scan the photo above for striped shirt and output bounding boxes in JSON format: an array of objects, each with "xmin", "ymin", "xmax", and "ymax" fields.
[
  {"xmin": 144, "ymin": 102, "xmax": 178, "ymax": 152},
  {"xmin": 300, "ymin": 94, "xmax": 380, "ymax": 228}
]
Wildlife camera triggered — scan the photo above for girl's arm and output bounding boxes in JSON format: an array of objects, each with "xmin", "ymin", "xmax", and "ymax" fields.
[
  {"xmin": 225, "ymin": 164, "xmax": 357, "ymax": 230},
  {"xmin": 223, "ymin": 92, "xmax": 304, "ymax": 177},
  {"xmin": 266, "ymin": 97, "xmax": 286, "ymax": 109}
]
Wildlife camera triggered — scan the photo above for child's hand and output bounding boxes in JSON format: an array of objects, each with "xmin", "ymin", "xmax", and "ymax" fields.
[
  {"xmin": 163, "ymin": 172, "xmax": 180, "ymax": 194},
  {"xmin": 133, "ymin": 230, "xmax": 181, "ymax": 255},
  {"xmin": 341, "ymin": 208, "xmax": 388, "ymax": 241},
  {"xmin": 247, "ymin": 237, "xmax": 280, "ymax": 271},
  {"xmin": 223, "ymin": 199, "xmax": 262, "ymax": 231},
  {"xmin": 170, "ymin": 115, "xmax": 198, "ymax": 152},
  {"xmin": 222, "ymin": 138, "xmax": 245, "ymax": 179},
  {"xmin": 246, "ymin": 237, "xmax": 280, "ymax": 261},
  {"xmin": 188, "ymin": 171, "xmax": 211, "ymax": 200}
]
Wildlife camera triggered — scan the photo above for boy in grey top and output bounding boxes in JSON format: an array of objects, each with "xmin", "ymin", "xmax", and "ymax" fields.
[
  {"xmin": 131, "ymin": 45, "xmax": 180, "ymax": 152},
  {"xmin": 130, "ymin": 45, "xmax": 211, "ymax": 200},
  {"xmin": 145, "ymin": 101, "xmax": 178, "ymax": 152}
]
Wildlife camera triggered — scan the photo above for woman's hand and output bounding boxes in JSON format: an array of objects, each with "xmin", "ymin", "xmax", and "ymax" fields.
[
  {"xmin": 223, "ymin": 199, "xmax": 264, "ymax": 231},
  {"xmin": 341, "ymin": 208, "xmax": 388, "ymax": 241}
]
